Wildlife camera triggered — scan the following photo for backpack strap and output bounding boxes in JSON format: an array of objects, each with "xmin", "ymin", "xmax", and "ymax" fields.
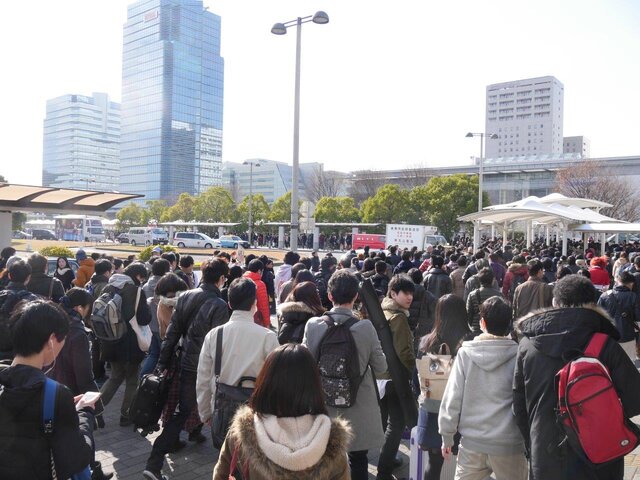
[
  {"xmin": 214, "ymin": 327, "xmax": 223, "ymax": 379},
  {"xmin": 584, "ymin": 332, "xmax": 608, "ymax": 358},
  {"xmin": 42, "ymin": 378, "xmax": 58, "ymax": 480},
  {"xmin": 42, "ymin": 377, "xmax": 57, "ymax": 436}
]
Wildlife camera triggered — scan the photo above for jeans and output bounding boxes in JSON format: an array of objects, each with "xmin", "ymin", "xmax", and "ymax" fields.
[
  {"xmin": 139, "ymin": 333, "xmax": 161, "ymax": 378},
  {"xmin": 146, "ymin": 369, "xmax": 198, "ymax": 472},
  {"xmin": 99, "ymin": 361, "xmax": 140, "ymax": 418},
  {"xmin": 378, "ymin": 381, "xmax": 405, "ymax": 476},
  {"xmin": 348, "ymin": 450, "xmax": 369, "ymax": 480}
]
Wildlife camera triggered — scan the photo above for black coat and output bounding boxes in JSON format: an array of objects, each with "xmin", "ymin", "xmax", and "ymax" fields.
[
  {"xmin": 514, "ymin": 306, "xmax": 640, "ymax": 480},
  {"xmin": 277, "ymin": 301, "xmax": 321, "ymax": 344},
  {"xmin": 371, "ymin": 273, "xmax": 389, "ymax": 297},
  {"xmin": 409, "ymin": 284, "xmax": 436, "ymax": 354},
  {"xmin": 597, "ymin": 285, "xmax": 640, "ymax": 342},
  {"xmin": 100, "ymin": 278, "xmax": 151, "ymax": 364},
  {"xmin": 49, "ymin": 310, "xmax": 102, "ymax": 414},
  {"xmin": 26, "ymin": 272, "xmax": 65, "ymax": 302},
  {"xmin": 158, "ymin": 283, "xmax": 229, "ymax": 373},
  {"xmin": 0, "ymin": 365, "xmax": 94, "ymax": 479},
  {"xmin": 423, "ymin": 268, "xmax": 453, "ymax": 299},
  {"xmin": 54, "ymin": 268, "xmax": 75, "ymax": 291}
]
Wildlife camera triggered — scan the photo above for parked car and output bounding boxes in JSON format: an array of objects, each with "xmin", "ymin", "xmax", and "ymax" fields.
[
  {"xmin": 127, "ymin": 227, "xmax": 169, "ymax": 246},
  {"xmin": 31, "ymin": 229, "xmax": 58, "ymax": 240},
  {"xmin": 172, "ymin": 232, "xmax": 220, "ymax": 249},
  {"xmin": 46, "ymin": 258, "xmax": 80, "ymax": 276},
  {"xmin": 115, "ymin": 233, "xmax": 129, "ymax": 243},
  {"xmin": 219, "ymin": 235, "xmax": 250, "ymax": 249},
  {"xmin": 12, "ymin": 230, "xmax": 33, "ymax": 239}
]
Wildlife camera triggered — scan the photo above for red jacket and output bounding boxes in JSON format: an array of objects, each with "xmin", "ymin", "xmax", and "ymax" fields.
[
  {"xmin": 243, "ymin": 271, "xmax": 271, "ymax": 328},
  {"xmin": 588, "ymin": 266, "xmax": 610, "ymax": 289},
  {"xmin": 502, "ymin": 264, "xmax": 529, "ymax": 300}
]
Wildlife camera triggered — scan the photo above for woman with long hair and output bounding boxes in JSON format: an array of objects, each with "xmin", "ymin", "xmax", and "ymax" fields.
[
  {"xmin": 54, "ymin": 256, "xmax": 75, "ymax": 291},
  {"xmin": 277, "ymin": 281, "xmax": 325, "ymax": 344},
  {"xmin": 417, "ymin": 294, "xmax": 472, "ymax": 480},
  {"xmin": 213, "ymin": 343, "xmax": 352, "ymax": 480}
]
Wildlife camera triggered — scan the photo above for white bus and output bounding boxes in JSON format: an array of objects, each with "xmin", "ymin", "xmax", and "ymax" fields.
[{"xmin": 54, "ymin": 215, "xmax": 106, "ymax": 242}]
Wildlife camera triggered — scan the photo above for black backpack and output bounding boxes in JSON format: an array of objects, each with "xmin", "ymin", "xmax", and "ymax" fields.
[
  {"xmin": 317, "ymin": 313, "xmax": 363, "ymax": 408},
  {"xmin": 609, "ymin": 291, "xmax": 637, "ymax": 342},
  {"xmin": 509, "ymin": 273, "xmax": 526, "ymax": 301}
]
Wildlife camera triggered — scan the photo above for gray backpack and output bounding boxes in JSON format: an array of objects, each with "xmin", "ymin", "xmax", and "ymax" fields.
[{"xmin": 90, "ymin": 285, "xmax": 127, "ymax": 342}]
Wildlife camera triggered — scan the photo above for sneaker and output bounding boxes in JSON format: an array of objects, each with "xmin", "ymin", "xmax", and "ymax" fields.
[
  {"xmin": 119, "ymin": 416, "xmax": 132, "ymax": 427},
  {"xmin": 166, "ymin": 439, "xmax": 187, "ymax": 453},
  {"xmin": 142, "ymin": 469, "xmax": 168, "ymax": 480},
  {"xmin": 188, "ymin": 431, "xmax": 207, "ymax": 444}
]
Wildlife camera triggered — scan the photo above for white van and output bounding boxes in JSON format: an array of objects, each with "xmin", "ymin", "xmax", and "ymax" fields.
[
  {"xmin": 127, "ymin": 227, "xmax": 169, "ymax": 246},
  {"xmin": 172, "ymin": 232, "xmax": 220, "ymax": 249}
]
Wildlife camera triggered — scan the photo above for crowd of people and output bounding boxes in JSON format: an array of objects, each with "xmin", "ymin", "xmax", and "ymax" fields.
[{"xmin": 0, "ymin": 234, "xmax": 639, "ymax": 480}]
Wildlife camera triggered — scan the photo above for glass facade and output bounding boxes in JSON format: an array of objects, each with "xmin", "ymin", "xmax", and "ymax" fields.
[
  {"xmin": 42, "ymin": 93, "xmax": 120, "ymax": 192},
  {"xmin": 120, "ymin": 0, "xmax": 224, "ymax": 202}
]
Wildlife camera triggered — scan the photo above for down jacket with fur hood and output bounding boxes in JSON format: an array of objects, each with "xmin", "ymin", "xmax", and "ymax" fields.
[
  {"xmin": 277, "ymin": 301, "xmax": 323, "ymax": 344},
  {"xmin": 213, "ymin": 405, "xmax": 352, "ymax": 480}
]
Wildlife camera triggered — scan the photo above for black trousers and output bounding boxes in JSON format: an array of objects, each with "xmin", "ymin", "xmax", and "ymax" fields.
[{"xmin": 378, "ymin": 381, "xmax": 406, "ymax": 475}]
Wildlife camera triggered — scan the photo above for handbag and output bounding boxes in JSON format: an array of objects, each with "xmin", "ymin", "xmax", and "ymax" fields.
[
  {"xmin": 416, "ymin": 343, "xmax": 453, "ymax": 401},
  {"xmin": 211, "ymin": 328, "xmax": 255, "ymax": 449},
  {"xmin": 42, "ymin": 378, "xmax": 92, "ymax": 480},
  {"xmin": 129, "ymin": 287, "xmax": 152, "ymax": 352}
]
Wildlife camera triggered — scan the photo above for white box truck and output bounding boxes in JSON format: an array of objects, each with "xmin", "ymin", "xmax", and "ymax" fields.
[{"xmin": 385, "ymin": 224, "xmax": 447, "ymax": 250}]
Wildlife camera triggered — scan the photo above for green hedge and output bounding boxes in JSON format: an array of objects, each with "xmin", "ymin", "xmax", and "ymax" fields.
[
  {"xmin": 138, "ymin": 244, "xmax": 177, "ymax": 262},
  {"xmin": 38, "ymin": 246, "xmax": 74, "ymax": 258}
]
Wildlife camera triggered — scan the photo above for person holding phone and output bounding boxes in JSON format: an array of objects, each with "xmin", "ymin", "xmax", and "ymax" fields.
[
  {"xmin": 0, "ymin": 300, "xmax": 99, "ymax": 479},
  {"xmin": 50, "ymin": 288, "xmax": 113, "ymax": 479}
]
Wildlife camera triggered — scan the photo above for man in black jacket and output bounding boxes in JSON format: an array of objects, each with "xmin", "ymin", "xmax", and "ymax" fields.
[
  {"xmin": 99, "ymin": 263, "xmax": 152, "ymax": 427},
  {"xmin": 26, "ymin": 253, "xmax": 65, "ymax": 302},
  {"xmin": 144, "ymin": 259, "xmax": 229, "ymax": 480},
  {"xmin": 513, "ymin": 275, "xmax": 640, "ymax": 480}
]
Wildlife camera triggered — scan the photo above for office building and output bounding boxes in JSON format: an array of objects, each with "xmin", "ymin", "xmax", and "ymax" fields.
[
  {"xmin": 222, "ymin": 159, "xmax": 322, "ymax": 204},
  {"xmin": 42, "ymin": 93, "xmax": 120, "ymax": 192},
  {"xmin": 563, "ymin": 136, "xmax": 590, "ymax": 157},
  {"xmin": 120, "ymin": 0, "xmax": 224, "ymax": 202},
  {"xmin": 485, "ymin": 76, "xmax": 564, "ymax": 158},
  {"xmin": 350, "ymin": 153, "xmax": 640, "ymax": 207}
]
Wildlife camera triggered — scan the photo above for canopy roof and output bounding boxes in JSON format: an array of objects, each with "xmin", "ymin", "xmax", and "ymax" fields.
[
  {"xmin": 264, "ymin": 222, "xmax": 380, "ymax": 227},
  {"xmin": 159, "ymin": 221, "xmax": 240, "ymax": 227},
  {"xmin": 459, "ymin": 195, "xmax": 620, "ymax": 226},
  {"xmin": 0, "ymin": 183, "xmax": 142, "ymax": 214},
  {"xmin": 570, "ymin": 223, "xmax": 640, "ymax": 233}
]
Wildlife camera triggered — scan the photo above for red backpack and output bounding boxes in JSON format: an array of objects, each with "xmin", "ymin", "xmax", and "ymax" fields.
[{"xmin": 555, "ymin": 332, "xmax": 640, "ymax": 466}]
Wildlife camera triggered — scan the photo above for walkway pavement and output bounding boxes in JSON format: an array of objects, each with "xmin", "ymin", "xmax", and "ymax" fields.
[{"xmin": 94, "ymin": 385, "xmax": 410, "ymax": 479}]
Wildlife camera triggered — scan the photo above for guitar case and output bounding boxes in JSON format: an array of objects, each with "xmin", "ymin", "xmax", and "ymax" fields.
[{"xmin": 359, "ymin": 278, "xmax": 418, "ymax": 428}]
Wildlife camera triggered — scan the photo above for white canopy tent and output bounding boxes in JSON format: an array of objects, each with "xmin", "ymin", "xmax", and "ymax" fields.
[{"xmin": 458, "ymin": 194, "xmax": 620, "ymax": 255}]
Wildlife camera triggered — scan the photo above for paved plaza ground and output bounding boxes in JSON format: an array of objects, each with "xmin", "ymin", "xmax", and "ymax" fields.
[
  {"xmin": 94, "ymin": 385, "xmax": 409, "ymax": 479},
  {"xmin": 94, "ymin": 384, "xmax": 640, "ymax": 480}
]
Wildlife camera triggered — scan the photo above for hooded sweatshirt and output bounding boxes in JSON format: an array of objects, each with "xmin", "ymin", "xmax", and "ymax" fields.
[{"xmin": 439, "ymin": 334, "xmax": 524, "ymax": 455}]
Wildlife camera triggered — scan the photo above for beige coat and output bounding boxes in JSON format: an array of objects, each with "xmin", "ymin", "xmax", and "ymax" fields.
[{"xmin": 213, "ymin": 406, "xmax": 352, "ymax": 480}]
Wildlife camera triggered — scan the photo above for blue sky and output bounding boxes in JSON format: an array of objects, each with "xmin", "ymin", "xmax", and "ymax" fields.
[{"xmin": 2, "ymin": 0, "xmax": 639, "ymax": 186}]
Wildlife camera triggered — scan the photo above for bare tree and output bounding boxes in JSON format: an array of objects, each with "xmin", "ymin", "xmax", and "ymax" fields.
[
  {"xmin": 554, "ymin": 160, "xmax": 639, "ymax": 221},
  {"xmin": 349, "ymin": 169, "xmax": 387, "ymax": 205},
  {"xmin": 307, "ymin": 168, "xmax": 342, "ymax": 203},
  {"xmin": 397, "ymin": 163, "xmax": 432, "ymax": 189}
]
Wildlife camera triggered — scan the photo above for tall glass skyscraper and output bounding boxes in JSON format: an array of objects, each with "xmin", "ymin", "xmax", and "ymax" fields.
[
  {"xmin": 42, "ymin": 93, "xmax": 120, "ymax": 192},
  {"xmin": 120, "ymin": 0, "xmax": 224, "ymax": 202}
]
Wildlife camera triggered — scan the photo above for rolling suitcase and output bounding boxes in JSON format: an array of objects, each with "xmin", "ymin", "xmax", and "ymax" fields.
[
  {"xmin": 409, "ymin": 426, "xmax": 457, "ymax": 480},
  {"xmin": 128, "ymin": 372, "xmax": 170, "ymax": 436}
]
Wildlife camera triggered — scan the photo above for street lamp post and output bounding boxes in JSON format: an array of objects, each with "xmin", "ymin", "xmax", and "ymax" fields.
[
  {"xmin": 79, "ymin": 177, "xmax": 96, "ymax": 190},
  {"xmin": 465, "ymin": 132, "xmax": 498, "ymax": 251},
  {"xmin": 243, "ymin": 160, "xmax": 260, "ymax": 247},
  {"xmin": 271, "ymin": 11, "xmax": 329, "ymax": 252}
]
